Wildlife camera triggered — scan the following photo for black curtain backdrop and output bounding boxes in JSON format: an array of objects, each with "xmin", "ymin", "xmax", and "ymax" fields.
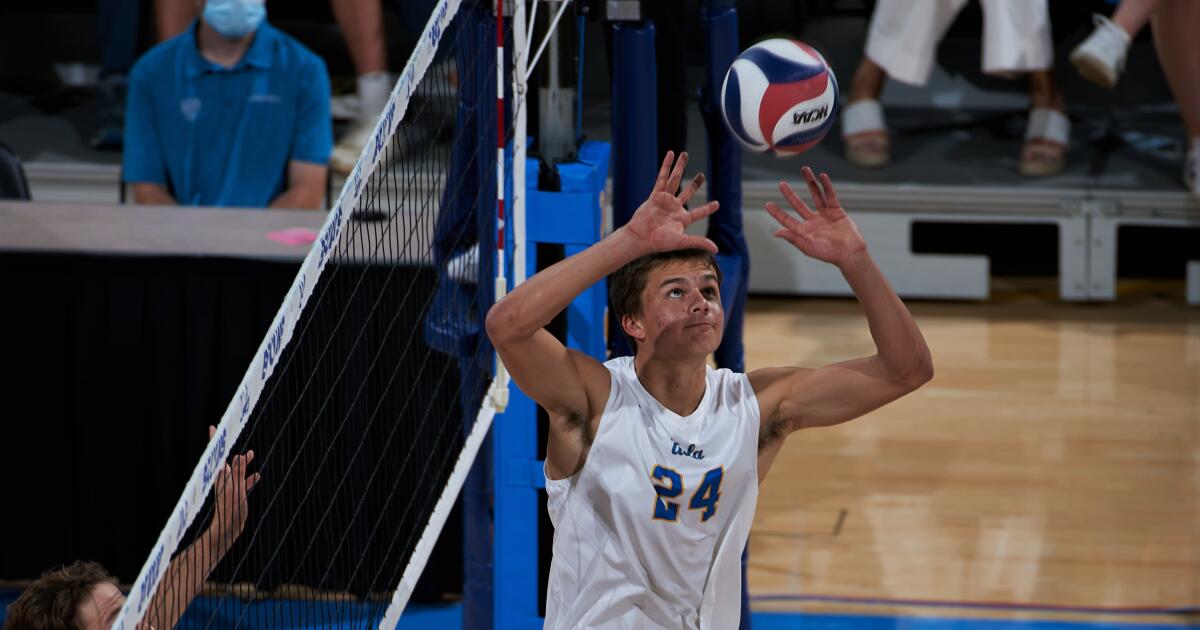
[{"xmin": 0, "ymin": 252, "xmax": 462, "ymax": 602}]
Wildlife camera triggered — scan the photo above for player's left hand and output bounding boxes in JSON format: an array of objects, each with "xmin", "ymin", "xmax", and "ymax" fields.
[
  {"xmin": 207, "ymin": 425, "xmax": 259, "ymax": 552},
  {"xmin": 766, "ymin": 167, "xmax": 867, "ymax": 268}
]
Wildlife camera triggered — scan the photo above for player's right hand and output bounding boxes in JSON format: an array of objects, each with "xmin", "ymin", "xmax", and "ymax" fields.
[{"xmin": 622, "ymin": 151, "xmax": 720, "ymax": 255}]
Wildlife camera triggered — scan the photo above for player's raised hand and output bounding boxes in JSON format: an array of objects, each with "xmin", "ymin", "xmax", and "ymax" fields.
[
  {"xmin": 207, "ymin": 425, "xmax": 259, "ymax": 552},
  {"xmin": 766, "ymin": 167, "xmax": 866, "ymax": 267},
  {"xmin": 623, "ymin": 151, "xmax": 720, "ymax": 255}
]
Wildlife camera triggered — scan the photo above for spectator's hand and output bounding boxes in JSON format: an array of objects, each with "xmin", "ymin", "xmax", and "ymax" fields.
[
  {"xmin": 766, "ymin": 167, "xmax": 867, "ymax": 269},
  {"xmin": 206, "ymin": 425, "xmax": 259, "ymax": 553},
  {"xmin": 623, "ymin": 151, "xmax": 721, "ymax": 255}
]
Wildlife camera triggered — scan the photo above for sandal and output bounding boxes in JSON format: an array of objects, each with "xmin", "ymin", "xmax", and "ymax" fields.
[
  {"xmin": 842, "ymin": 100, "xmax": 890, "ymax": 168},
  {"xmin": 1019, "ymin": 107, "xmax": 1070, "ymax": 177}
]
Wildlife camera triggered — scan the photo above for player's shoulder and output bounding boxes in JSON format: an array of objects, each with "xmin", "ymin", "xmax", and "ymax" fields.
[{"xmin": 709, "ymin": 364, "xmax": 754, "ymax": 395}]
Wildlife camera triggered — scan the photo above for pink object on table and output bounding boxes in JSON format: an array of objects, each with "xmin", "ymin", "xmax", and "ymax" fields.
[{"xmin": 266, "ymin": 227, "xmax": 318, "ymax": 247}]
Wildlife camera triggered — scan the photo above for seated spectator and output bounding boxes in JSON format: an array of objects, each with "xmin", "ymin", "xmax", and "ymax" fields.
[
  {"xmin": 1070, "ymin": 0, "xmax": 1199, "ymax": 200},
  {"xmin": 841, "ymin": 0, "xmax": 1070, "ymax": 177},
  {"xmin": 123, "ymin": 0, "xmax": 332, "ymax": 209},
  {"xmin": 4, "ymin": 427, "xmax": 258, "ymax": 630},
  {"xmin": 153, "ymin": 0, "xmax": 394, "ymax": 176}
]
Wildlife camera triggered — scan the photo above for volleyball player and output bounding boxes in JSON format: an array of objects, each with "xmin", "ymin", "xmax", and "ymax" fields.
[
  {"xmin": 4, "ymin": 427, "xmax": 258, "ymax": 630},
  {"xmin": 485, "ymin": 151, "xmax": 933, "ymax": 628}
]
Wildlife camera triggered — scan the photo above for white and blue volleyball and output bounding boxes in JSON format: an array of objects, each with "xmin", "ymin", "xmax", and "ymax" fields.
[{"xmin": 720, "ymin": 39, "xmax": 839, "ymax": 155}]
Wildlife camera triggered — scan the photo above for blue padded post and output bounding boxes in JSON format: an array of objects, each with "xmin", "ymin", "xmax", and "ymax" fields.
[
  {"xmin": 493, "ymin": 141, "xmax": 610, "ymax": 630},
  {"xmin": 699, "ymin": 5, "xmax": 748, "ymax": 374},
  {"xmin": 699, "ymin": 7, "xmax": 753, "ymax": 629},
  {"xmin": 609, "ymin": 21, "xmax": 658, "ymax": 358}
]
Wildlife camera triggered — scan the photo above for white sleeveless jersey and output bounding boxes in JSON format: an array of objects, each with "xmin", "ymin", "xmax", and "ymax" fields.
[{"xmin": 544, "ymin": 356, "xmax": 761, "ymax": 629}]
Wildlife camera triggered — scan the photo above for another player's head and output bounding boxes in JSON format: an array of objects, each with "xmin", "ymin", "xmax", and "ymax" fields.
[
  {"xmin": 610, "ymin": 249, "xmax": 724, "ymax": 359},
  {"xmin": 4, "ymin": 561, "xmax": 124, "ymax": 630}
]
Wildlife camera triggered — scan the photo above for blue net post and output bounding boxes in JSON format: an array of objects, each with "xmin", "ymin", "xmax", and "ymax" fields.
[
  {"xmin": 493, "ymin": 142, "xmax": 611, "ymax": 630},
  {"xmin": 446, "ymin": 1, "xmax": 497, "ymax": 628},
  {"xmin": 699, "ymin": 4, "xmax": 748, "ymax": 375},
  {"xmin": 608, "ymin": 19, "xmax": 658, "ymax": 358},
  {"xmin": 699, "ymin": 7, "xmax": 752, "ymax": 628}
]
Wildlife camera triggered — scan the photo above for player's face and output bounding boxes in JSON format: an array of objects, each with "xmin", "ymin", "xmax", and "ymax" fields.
[
  {"xmin": 75, "ymin": 581, "xmax": 124, "ymax": 630},
  {"xmin": 627, "ymin": 259, "xmax": 724, "ymax": 358}
]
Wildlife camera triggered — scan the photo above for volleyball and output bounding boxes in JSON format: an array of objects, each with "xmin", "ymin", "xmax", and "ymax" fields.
[{"xmin": 720, "ymin": 38, "xmax": 839, "ymax": 156}]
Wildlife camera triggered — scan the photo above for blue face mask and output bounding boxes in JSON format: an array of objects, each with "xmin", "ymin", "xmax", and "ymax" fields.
[{"xmin": 203, "ymin": 0, "xmax": 266, "ymax": 39}]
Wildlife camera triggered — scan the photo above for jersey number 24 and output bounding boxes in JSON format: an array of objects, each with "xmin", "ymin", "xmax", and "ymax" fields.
[{"xmin": 650, "ymin": 465, "xmax": 724, "ymax": 522}]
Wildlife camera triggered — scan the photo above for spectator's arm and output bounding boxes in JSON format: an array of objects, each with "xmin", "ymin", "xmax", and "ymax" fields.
[
  {"xmin": 123, "ymin": 60, "xmax": 173, "ymax": 203},
  {"xmin": 269, "ymin": 160, "xmax": 327, "ymax": 209},
  {"xmin": 132, "ymin": 183, "xmax": 178, "ymax": 205},
  {"xmin": 287, "ymin": 56, "xmax": 334, "ymax": 170}
]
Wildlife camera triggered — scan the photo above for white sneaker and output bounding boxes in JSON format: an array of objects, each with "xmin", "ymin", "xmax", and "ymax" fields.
[{"xmin": 1070, "ymin": 14, "xmax": 1131, "ymax": 89}]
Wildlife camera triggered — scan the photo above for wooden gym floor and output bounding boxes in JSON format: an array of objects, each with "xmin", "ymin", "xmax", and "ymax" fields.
[{"xmin": 744, "ymin": 282, "xmax": 1199, "ymax": 626}]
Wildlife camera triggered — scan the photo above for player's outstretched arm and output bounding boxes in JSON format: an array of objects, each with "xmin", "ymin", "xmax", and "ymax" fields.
[
  {"xmin": 486, "ymin": 151, "xmax": 719, "ymax": 475},
  {"xmin": 751, "ymin": 168, "xmax": 933, "ymax": 442},
  {"xmin": 142, "ymin": 426, "xmax": 259, "ymax": 630}
]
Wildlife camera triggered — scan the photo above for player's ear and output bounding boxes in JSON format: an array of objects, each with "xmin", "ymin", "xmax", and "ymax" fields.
[{"xmin": 621, "ymin": 313, "xmax": 646, "ymax": 344}]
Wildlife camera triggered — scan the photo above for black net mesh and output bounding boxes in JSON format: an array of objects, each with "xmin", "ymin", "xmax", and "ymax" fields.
[{"xmin": 130, "ymin": 1, "xmax": 513, "ymax": 627}]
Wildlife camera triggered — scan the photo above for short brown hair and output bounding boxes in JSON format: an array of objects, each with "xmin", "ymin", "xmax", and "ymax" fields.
[
  {"xmin": 4, "ymin": 562, "xmax": 117, "ymax": 630},
  {"xmin": 609, "ymin": 249, "xmax": 722, "ymax": 351}
]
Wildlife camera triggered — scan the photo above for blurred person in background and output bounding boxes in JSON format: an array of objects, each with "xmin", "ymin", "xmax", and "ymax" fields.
[
  {"xmin": 1070, "ymin": 0, "xmax": 1200, "ymax": 200},
  {"xmin": 155, "ymin": 0, "xmax": 391, "ymax": 176},
  {"xmin": 122, "ymin": 0, "xmax": 332, "ymax": 208},
  {"xmin": 841, "ymin": 0, "xmax": 1070, "ymax": 177},
  {"xmin": 91, "ymin": 0, "xmax": 142, "ymax": 150}
]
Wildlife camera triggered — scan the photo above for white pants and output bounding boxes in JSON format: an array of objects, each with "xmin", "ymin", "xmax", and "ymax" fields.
[{"xmin": 865, "ymin": 0, "xmax": 1054, "ymax": 86}]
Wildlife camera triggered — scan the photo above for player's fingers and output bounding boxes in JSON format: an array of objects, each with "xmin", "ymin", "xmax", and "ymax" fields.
[
  {"xmin": 208, "ymin": 425, "xmax": 216, "ymax": 440},
  {"xmin": 677, "ymin": 173, "xmax": 704, "ymax": 206},
  {"xmin": 653, "ymin": 151, "xmax": 674, "ymax": 193},
  {"xmin": 680, "ymin": 234, "xmax": 719, "ymax": 254},
  {"xmin": 819, "ymin": 173, "xmax": 843, "ymax": 210},
  {"xmin": 666, "ymin": 151, "xmax": 689, "ymax": 195},
  {"xmin": 231, "ymin": 455, "xmax": 247, "ymax": 480},
  {"xmin": 247, "ymin": 472, "xmax": 261, "ymax": 493},
  {"xmin": 685, "ymin": 200, "xmax": 719, "ymax": 223},
  {"xmin": 774, "ymin": 228, "xmax": 810, "ymax": 250},
  {"xmin": 765, "ymin": 202, "xmax": 802, "ymax": 231},
  {"xmin": 801, "ymin": 166, "xmax": 826, "ymax": 209},
  {"xmin": 777, "ymin": 184, "xmax": 815, "ymax": 220}
]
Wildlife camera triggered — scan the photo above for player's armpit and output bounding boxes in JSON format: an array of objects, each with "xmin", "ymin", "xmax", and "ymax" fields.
[
  {"xmin": 750, "ymin": 354, "xmax": 925, "ymax": 434},
  {"xmin": 491, "ymin": 327, "xmax": 611, "ymax": 432}
]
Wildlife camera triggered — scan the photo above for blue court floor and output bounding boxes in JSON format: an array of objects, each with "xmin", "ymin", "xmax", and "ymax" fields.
[{"xmin": 2, "ymin": 592, "xmax": 1194, "ymax": 630}]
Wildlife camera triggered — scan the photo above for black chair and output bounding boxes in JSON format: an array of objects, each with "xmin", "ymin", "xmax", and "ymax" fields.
[{"xmin": 0, "ymin": 142, "xmax": 31, "ymax": 200}]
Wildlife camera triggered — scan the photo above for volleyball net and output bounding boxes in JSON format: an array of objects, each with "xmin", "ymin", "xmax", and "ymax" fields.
[{"xmin": 112, "ymin": 0, "xmax": 516, "ymax": 627}]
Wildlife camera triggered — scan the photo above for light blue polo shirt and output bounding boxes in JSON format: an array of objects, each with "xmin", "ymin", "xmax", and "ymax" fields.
[{"xmin": 123, "ymin": 21, "xmax": 332, "ymax": 208}]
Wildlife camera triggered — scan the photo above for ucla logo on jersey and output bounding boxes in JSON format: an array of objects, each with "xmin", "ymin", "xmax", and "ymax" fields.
[{"xmin": 671, "ymin": 441, "xmax": 704, "ymax": 460}]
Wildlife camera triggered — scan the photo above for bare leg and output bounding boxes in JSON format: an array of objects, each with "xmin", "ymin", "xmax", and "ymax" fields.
[
  {"xmin": 155, "ymin": 0, "xmax": 196, "ymax": 41},
  {"xmin": 1111, "ymin": 0, "xmax": 1164, "ymax": 39},
  {"xmin": 1151, "ymin": 0, "xmax": 1200, "ymax": 142},
  {"xmin": 1027, "ymin": 70, "xmax": 1065, "ymax": 111},
  {"xmin": 1021, "ymin": 70, "xmax": 1069, "ymax": 177},
  {"xmin": 329, "ymin": 0, "xmax": 388, "ymax": 76},
  {"xmin": 842, "ymin": 56, "xmax": 890, "ymax": 167},
  {"xmin": 848, "ymin": 56, "xmax": 886, "ymax": 104}
]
